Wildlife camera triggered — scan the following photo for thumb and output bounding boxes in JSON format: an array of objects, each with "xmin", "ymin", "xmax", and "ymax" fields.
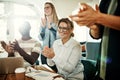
[{"xmin": 95, "ymin": 4, "xmax": 100, "ymax": 12}]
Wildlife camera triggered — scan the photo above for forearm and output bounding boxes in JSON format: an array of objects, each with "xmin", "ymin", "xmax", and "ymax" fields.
[
  {"xmin": 39, "ymin": 27, "xmax": 46, "ymax": 39},
  {"xmin": 17, "ymin": 48, "xmax": 38, "ymax": 65},
  {"xmin": 96, "ymin": 13, "xmax": 120, "ymax": 30}
]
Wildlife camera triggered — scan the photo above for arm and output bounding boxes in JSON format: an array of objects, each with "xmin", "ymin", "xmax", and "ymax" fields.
[
  {"xmin": 49, "ymin": 23, "xmax": 57, "ymax": 35},
  {"xmin": 38, "ymin": 26, "xmax": 46, "ymax": 40},
  {"xmin": 96, "ymin": 13, "xmax": 120, "ymax": 30},
  {"xmin": 48, "ymin": 23, "xmax": 58, "ymax": 40},
  {"xmin": 62, "ymin": 45, "xmax": 82, "ymax": 73},
  {"xmin": 17, "ymin": 47, "xmax": 39, "ymax": 65},
  {"xmin": 12, "ymin": 40, "xmax": 39, "ymax": 65},
  {"xmin": 38, "ymin": 17, "xmax": 48, "ymax": 40},
  {"xmin": 70, "ymin": 3, "xmax": 120, "ymax": 30}
]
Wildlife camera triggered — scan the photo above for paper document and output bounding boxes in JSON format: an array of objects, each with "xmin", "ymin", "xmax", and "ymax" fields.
[{"xmin": 26, "ymin": 66, "xmax": 64, "ymax": 80}]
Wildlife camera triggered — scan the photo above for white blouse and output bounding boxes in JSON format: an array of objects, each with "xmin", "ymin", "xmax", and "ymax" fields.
[{"xmin": 47, "ymin": 37, "xmax": 84, "ymax": 80}]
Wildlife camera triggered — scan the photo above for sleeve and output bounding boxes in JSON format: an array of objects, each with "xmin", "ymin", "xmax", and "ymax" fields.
[
  {"xmin": 38, "ymin": 26, "xmax": 46, "ymax": 41},
  {"xmin": 32, "ymin": 41, "xmax": 41, "ymax": 54},
  {"xmin": 62, "ymin": 45, "xmax": 82, "ymax": 73},
  {"xmin": 47, "ymin": 58, "xmax": 55, "ymax": 66},
  {"xmin": 49, "ymin": 23, "xmax": 58, "ymax": 38}
]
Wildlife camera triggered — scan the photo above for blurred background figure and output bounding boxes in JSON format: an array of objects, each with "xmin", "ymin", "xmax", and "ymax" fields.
[
  {"xmin": 70, "ymin": 0, "xmax": 120, "ymax": 80},
  {"xmin": 38, "ymin": 2, "xmax": 59, "ymax": 71},
  {"xmin": 1, "ymin": 21, "xmax": 41, "ymax": 67}
]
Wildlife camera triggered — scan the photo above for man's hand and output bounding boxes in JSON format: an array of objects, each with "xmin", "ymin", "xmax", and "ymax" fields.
[
  {"xmin": 11, "ymin": 40, "xmax": 21, "ymax": 51},
  {"xmin": 1, "ymin": 41, "xmax": 14, "ymax": 56}
]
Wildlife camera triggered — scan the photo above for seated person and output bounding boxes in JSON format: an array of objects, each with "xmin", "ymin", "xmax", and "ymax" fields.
[
  {"xmin": 1, "ymin": 21, "xmax": 41, "ymax": 67},
  {"xmin": 42, "ymin": 18, "xmax": 84, "ymax": 80}
]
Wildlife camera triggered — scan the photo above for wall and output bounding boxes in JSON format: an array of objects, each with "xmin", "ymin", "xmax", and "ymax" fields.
[{"xmin": 52, "ymin": 0, "xmax": 100, "ymax": 18}]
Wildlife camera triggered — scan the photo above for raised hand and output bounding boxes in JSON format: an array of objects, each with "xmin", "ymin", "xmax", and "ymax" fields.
[
  {"xmin": 1, "ymin": 41, "xmax": 14, "ymax": 55},
  {"xmin": 11, "ymin": 40, "xmax": 21, "ymax": 51},
  {"xmin": 42, "ymin": 46, "xmax": 55, "ymax": 59},
  {"xmin": 41, "ymin": 18, "xmax": 46, "ymax": 27},
  {"xmin": 70, "ymin": 3, "xmax": 100, "ymax": 27}
]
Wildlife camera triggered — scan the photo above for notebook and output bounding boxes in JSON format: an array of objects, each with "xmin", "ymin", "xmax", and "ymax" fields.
[
  {"xmin": 26, "ymin": 66, "xmax": 64, "ymax": 80},
  {"xmin": 0, "ymin": 57, "xmax": 24, "ymax": 74}
]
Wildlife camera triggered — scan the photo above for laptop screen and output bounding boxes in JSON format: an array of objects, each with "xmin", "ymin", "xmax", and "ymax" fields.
[{"xmin": 0, "ymin": 57, "xmax": 24, "ymax": 74}]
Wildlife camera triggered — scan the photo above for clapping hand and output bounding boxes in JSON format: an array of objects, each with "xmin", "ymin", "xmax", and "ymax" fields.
[
  {"xmin": 11, "ymin": 39, "xmax": 21, "ymax": 51},
  {"xmin": 69, "ymin": 3, "xmax": 100, "ymax": 27},
  {"xmin": 42, "ymin": 46, "xmax": 55, "ymax": 59},
  {"xmin": 41, "ymin": 18, "xmax": 46, "ymax": 27},
  {"xmin": 1, "ymin": 41, "xmax": 14, "ymax": 54}
]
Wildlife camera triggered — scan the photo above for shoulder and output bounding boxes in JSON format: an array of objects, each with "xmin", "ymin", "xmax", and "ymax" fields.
[
  {"xmin": 53, "ymin": 39, "xmax": 61, "ymax": 44},
  {"xmin": 29, "ymin": 38, "xmax": 41, "ymax": 47},
  {"xmin": 53, "ymin": 39, "xmax": 61, "ymax": 47},
  {"xmin": 70, "ymin": 38, "xmax": 81, "ymax": 47}
]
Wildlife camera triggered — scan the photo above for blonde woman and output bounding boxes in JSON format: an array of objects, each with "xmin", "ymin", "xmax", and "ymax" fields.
[{"xmin": 38, "ymin": 2, "xmax": 59, "ymax": 71}]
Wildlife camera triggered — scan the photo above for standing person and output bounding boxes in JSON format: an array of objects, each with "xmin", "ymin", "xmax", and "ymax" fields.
[
  {"xmin": 42, "ymin": 18, "xmax": 84, "ymax": 80},
  {"xmin": 70, "ymin": 0, "xmax": 120, "ymax": 80},
  {"xmin": 38, "ymin": 2, "xmax": 59, "ymax": 71},
  {"xmin": 1, "ymin": 21, "xmax": 41, "ymax": 67}
]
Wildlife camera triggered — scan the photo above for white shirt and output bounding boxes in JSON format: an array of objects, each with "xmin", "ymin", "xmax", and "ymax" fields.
[{"xmin": 47, "ymin": 37, "xmax": 84, "ymax": 80}]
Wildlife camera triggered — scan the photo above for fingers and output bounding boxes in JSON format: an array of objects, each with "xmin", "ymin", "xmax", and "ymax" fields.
[
  {"xmin": 42, "ymin": 47, "xmax": 55, "ymax": 59},
  {"xmin": 80, "ymin": 3, "xmax": 93, "ymax": 10},
  {"xmin": 1, "ymin": 41, "xmax": 7, "ymax": 49},
  {"xmin": 95, "ymin": 4, "xmax": 100, "ymax": 12},
  {"xmin": 42, "ymin": 50, "xmax": 50, "ymax": 58},
  {"xmin": 80, "ymin": 3, "xmax": 87, "ymax": 10}
]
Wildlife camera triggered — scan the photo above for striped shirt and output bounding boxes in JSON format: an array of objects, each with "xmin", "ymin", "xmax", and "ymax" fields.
[{"xmin": 14, "ymin": 38, "xmax": 41, "ymax": 67}]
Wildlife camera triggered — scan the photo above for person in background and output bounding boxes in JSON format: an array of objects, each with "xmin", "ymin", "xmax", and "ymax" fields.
[
  {"xmin": 70, "ymin": 0, "xmax": 120, "ymax": 80},
  {"xmin": 38, "ymin": 2, "xmax": 59, "ymax": 71},
  {"xmin": 42, "ymin": 18, "xmax": 84, "ymax": 80},
  {"xmin": 1, "ymin": 21, "xmax": 41, "ymax": 67}
]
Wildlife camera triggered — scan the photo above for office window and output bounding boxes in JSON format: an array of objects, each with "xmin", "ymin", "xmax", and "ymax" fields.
[
  {"xmin": 13, "ymin": 3, "xmax": 40, "ymax": 40},
  {"xmin": 0, "ymin": 2, "xmax": 41, "ymax": 41}
]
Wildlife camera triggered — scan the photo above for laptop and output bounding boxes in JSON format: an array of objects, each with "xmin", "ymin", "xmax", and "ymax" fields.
[{"xmin": 0, "ymin": 57, "xmax": 24, "ymax": 74}]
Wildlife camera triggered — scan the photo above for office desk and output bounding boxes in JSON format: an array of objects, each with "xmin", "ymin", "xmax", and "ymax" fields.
[
  {"xmin": 0, "ymin": 65, "xmax": 64, "ymax": 80},
  {"xmin": 0, "ymin": 74, "xmax": 34, "ymax": 80}
]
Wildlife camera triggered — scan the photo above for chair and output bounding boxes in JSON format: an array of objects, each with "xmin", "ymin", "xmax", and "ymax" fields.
[
  {"xmin": 81, "ymin": 59, "xmax": 97, "ymax": 80},
  {"xmin": 86, "ymin": 42, "xmax": 100, "ymax": 61}
]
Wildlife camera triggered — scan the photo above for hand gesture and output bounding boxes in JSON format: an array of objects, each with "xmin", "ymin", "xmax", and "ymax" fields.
[
  {"xmin": 41, "ymin": 18, "xmax": 46, "ymax": 27},
  {"xmin": 70, "ymin": 3, "xmax": 100, "ymax": 27},
  {"xmin": 42, "ymin": 46, "xmax": 55, "ymax": 59},
  {"xmin": 1, "ymin": 41, "xmax": 14, "ymax": 53},
  {"xmin": 11, "ymin": 40, "xmax": 21, "ymax": 51}
]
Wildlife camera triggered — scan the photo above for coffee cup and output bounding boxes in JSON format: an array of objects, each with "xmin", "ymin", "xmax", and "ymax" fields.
[{"xmin": 15, "ymin": 67, "xmax": 26, "ymax": 80}]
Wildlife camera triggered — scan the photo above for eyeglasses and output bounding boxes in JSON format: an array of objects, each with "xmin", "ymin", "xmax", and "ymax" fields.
[
  {"xmin": 44, "ymin": 6, "xmax": 51, "ymax": 9},
  {"xmin": 58, "ymin": 26, "xmax": 71, "ymax": 32}
]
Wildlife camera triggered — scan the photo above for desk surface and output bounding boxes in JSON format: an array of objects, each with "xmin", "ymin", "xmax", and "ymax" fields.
[
  {"xmin": 0, "ymin": 65, "xmax": 64, "ymax": 80},
  {"xmin": 0, "ymin": 74, "xmax": 34, "ymax": 80}
]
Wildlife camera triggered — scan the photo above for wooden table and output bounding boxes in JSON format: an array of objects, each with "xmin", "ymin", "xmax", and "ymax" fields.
[
  {"xmin": 0, "ymin": 65, "xmax": 61, "ymax": 80},
  {"xmin": 0, "ymin": 74, "xmax": 34, "ymax": 80},
  {"xmin": 0, "ymin": 65, "xmax": 55, "ymax": 80}
]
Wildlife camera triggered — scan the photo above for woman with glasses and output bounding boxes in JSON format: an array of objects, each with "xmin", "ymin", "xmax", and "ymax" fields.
[
  {"xmin": 42, "ymin": 18, "xmax": 84, "ymax": 80},
  {"xmin": 38, "ymin": 2, "xmax": 59, "ymax": 71}
]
